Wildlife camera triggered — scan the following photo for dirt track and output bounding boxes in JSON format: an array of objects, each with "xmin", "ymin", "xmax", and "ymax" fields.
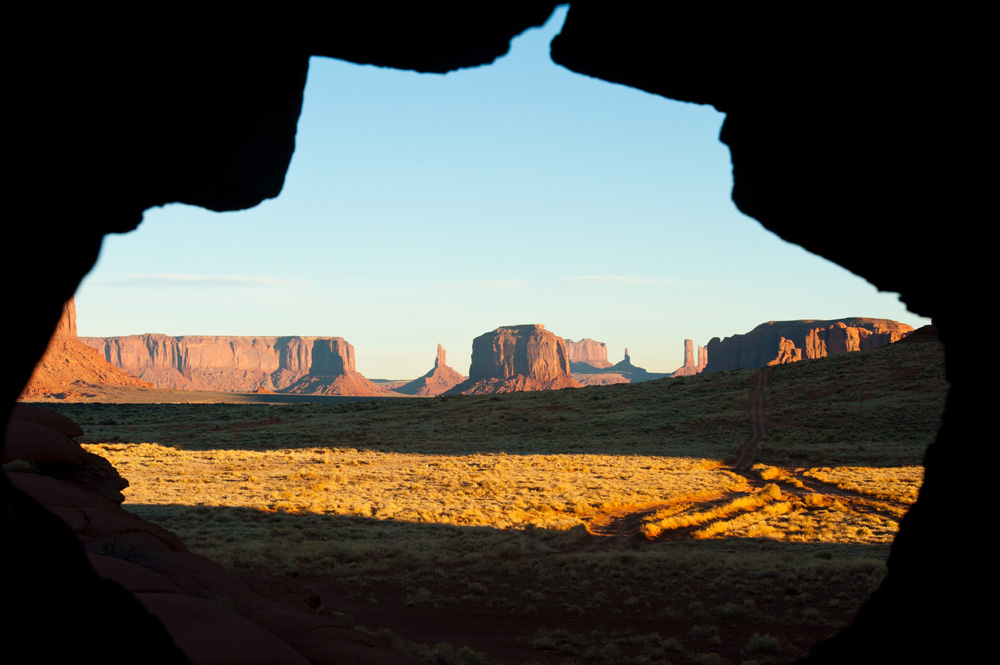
[{"xmin": 733, "ymin": 368, "xmax": 769, "ymax": 471}]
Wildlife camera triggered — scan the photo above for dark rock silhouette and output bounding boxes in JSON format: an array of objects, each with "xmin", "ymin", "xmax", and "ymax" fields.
[
  {"xmin": 703, "ymin": 318, "xmax": 912, "ymax": 373},
  {"xmin": 395, "ymin": 345, "xmax": 466, "ymax": 396},
  {"xmin": 6, "ymin": 4, "xmax": 982, "ymax": 661},
  {"xmin": 5, "ymin": 406, "xmax": 413, "ymax": 664},
  {"xmin": 445, "ymin": 324, "xmax": 582, "ymax": 395}
]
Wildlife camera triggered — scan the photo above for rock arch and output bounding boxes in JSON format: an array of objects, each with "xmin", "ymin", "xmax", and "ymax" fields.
[{"xmin": 5, "ymin": 5, "xmax": 981, "ymax": 662}]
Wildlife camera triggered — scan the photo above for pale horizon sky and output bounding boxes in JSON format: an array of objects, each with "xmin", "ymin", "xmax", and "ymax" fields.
[{"xmin": 74, "ymin": 7, "xmax": 928, "ymax": 379}]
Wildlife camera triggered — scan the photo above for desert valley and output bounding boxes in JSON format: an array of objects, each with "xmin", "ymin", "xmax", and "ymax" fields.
[{"xmin": 7, "ymin": 300, "xmax": 945, "ymax": 665}]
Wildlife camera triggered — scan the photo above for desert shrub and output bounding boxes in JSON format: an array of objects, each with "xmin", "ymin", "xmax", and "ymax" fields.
[
  {"xmin": 744, "ymin": 633, "xmax": 782, "ymax": 655},
  {"xmin": 689, "ymin": 654, "xmax": 726, "ymax": 665},
  {"xmin": 690, "ymin": 624, "xmax": 720, "ymax": 640}
]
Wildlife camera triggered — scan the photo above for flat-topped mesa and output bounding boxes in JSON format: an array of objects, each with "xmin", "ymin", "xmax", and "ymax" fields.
[
  {"xmin": 564, "ymin": 338, "xmax": 613, "ymax": 369},
  {"xmin": 445, "ymin": 324, "xmax": 582, "ymax": 395},
  {"xmin": 704, "ymin": 318, "xmax": 914, "ymax": 373},
  {"xmin": 80, "ymin": 334, "xmax": 389, "ymax": 394},
  {"xmin": 395, "ymin": 344, "xmax": 466, "ymax": 397}
]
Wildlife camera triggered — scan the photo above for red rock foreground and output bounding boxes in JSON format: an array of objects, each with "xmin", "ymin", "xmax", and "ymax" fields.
[
  {"xmin": 4, "ymin": 404, "xmax": 413, "ymax": 665},
  {"xmin": 445, "ymin": 324, "xmax": 582, "ymax": 395}
]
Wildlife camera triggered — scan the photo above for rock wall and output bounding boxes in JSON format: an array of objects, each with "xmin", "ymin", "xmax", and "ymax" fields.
[
  {"xmin": 564, "ymin": 338, "xmax": 613, "ymax": 368},
  {"xmin": 81, "ymin": 334, "xmax": 360, "ymax": 392},
  {"xmin": 446, "ymin": 324, "xmax": 581, "ymax": 394},
  {"xmin": 704, "ymin": 318, "xmax": 913, "ymax": 373}
]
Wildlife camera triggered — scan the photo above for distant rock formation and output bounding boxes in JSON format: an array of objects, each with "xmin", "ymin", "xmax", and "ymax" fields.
[
  {"xmin": 21, "ymin": 300, "xmax": 154, "ymax": 399},
  {"xmin": 82, "ymin": 333, "xmax": 391, "ymax": 395},
  {"xmin": 281, "ymin": 338, "xmax": 392, "ymax": 396},
  {"xmin": 704, "ymin": 318, "xmax": 913, "ymax": 373},
  {"xmin": 607, "ymin": 348, "xmax": 670, "ymax": 383},
  {"xmin": 395, "ymin": 345, "xmax": 466, "ymax": 396},
  {"xmin": 571, "ymin": 346, "xmax": 670, "ymax": 385},
  {"xmin": 573, "ymin": 373, "xmax": 631, "ymax": 386},
  {"xmin": 445, "ymin": 324, "xmax": 582, "ymax": 395},
  {"xmin": 565, "ymin": 338, "xmax": 613, "ymax": 369},
  {"xmin": 671, "ymin": 339, "xmax": 707, "ymax": 377}
]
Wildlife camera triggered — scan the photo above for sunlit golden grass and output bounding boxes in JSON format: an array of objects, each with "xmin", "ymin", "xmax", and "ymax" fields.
[
  {"xmin": 85, "ymin": 442, "xmax": 745, "ymax": 531},
  {"xmin": 804, "ymin": 466, "xmax": 924, "ymax": 504},
  {"xmin": 640, "ymin": 484, "xmax": 784, "ymax": 538}
]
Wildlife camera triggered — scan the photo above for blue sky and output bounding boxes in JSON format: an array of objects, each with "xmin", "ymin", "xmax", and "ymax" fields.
[{"xmin": 75, "ymin": 7, "xmax": 927, "ymax": 379}]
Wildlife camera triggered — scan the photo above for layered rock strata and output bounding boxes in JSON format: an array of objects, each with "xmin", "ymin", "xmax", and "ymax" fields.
[
  {"xmin": 445, "ymin": 324, "xmax": 581, "ymax": 395},
  {"xmin": 395, "ymin": 345, "xmax": 466, "ymax": 396},
  {"xmin": 704, "ymin": 318, "xmax": 913, "ymax": 373}
]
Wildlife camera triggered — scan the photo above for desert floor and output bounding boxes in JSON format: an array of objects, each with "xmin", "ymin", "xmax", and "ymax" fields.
[{"xmin": 34, "ymin": 335, "xmax": 946, "ymax": 664}]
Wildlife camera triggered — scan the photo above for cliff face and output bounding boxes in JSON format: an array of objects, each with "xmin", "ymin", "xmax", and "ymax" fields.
[
  {"xmin": 395, "ymin": 345, "xmax": 466, "ymax": 396},
  {"xmin": 564, "ymin": 338, "xmax": 612, "ymax": 369},
  {"xmin": 80, "ymin": 334, "xmax": 383, "ymax": 394},
  {"xmin": 446, "ymin": 324, "xmax": 581, "ymax": 395},
  {"xmin": 704, "ymin": 318, "xmax": 913, "ymax": 373}
]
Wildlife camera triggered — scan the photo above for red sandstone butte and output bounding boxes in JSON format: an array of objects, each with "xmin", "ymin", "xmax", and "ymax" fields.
[{"xmin": 445, "ymin": 324, "xmax": 582, "ymax": 395}]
